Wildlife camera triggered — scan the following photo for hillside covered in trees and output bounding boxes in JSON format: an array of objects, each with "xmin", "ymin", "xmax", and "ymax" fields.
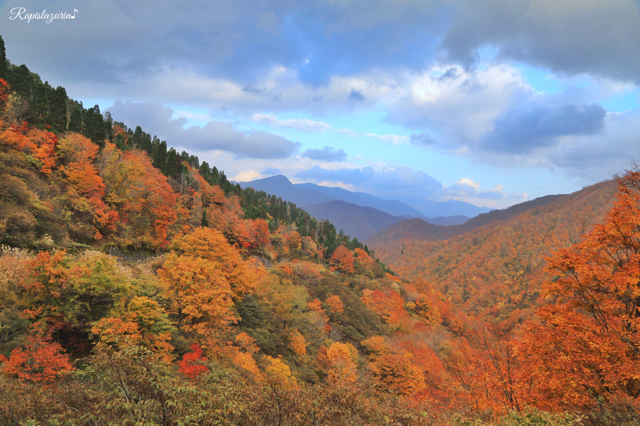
[{"xmin": 1, "ymin": 34, "xmax": 640, "ymax": 426}]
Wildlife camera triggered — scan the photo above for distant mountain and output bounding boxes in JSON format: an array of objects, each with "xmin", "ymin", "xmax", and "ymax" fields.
[
  {"xmin": 239, "ymin": 175, "xmax": 491, "ymax": 221},
  {"xmin": 297, "ymin": 183, "xmax": 424, "ymax": 217},
  {"xmin": 380, "ymin": 195, "xmax": 492, "ymax": 218},
  {"xmin": 238, "ymin": 175, "xmax": 336, "ymax": 207},
  {"xmin": 239, "ymin": 175, "xmax": 423, "ymax": 217},
  {"xmin": 366, "ymin": 192, "xmax": 572, "ymax": 246},
  {"xmin": 303, "ymin": 200, "xmax": 407, "ymax": 241}
]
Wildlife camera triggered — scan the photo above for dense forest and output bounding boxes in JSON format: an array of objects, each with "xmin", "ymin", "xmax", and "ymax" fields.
[{"xmin": 1, "ymin": 34, "xmax": 640, "ymax": 425}]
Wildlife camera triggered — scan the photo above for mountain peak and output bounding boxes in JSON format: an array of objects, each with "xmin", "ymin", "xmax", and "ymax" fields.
[{"xmin": 250, "ymin": 174, "xmax": 293, "ymax": 187}]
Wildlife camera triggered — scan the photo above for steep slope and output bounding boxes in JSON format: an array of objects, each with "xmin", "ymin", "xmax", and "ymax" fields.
[
  {"xmin": 366, "ymin": 192, "xmax": 567, "ymax": 246},
  {"xmin": 370, "ymin": 179, "xmax": 618, "ymax": 319},
  {"xmin": 303, "ymin": 200, "xmax": 406, "ymax": 241}
]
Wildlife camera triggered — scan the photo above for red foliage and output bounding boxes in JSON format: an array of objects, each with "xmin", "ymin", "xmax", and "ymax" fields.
[
  {"xmin": 1, "ymin": 328, "xmax": 74, "ymax": 384},
  {"xmin": 0, "ymin": 78, "xmax": 9, "ymax": 106},
  {"xmin": 178, "ymin": 343, "xmax": 209, "ymax": 378}
]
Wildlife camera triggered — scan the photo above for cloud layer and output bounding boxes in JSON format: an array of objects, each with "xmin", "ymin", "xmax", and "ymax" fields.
[{"xmin": 107, "ymin": 101, "xmax": 300, "ymax": 159}]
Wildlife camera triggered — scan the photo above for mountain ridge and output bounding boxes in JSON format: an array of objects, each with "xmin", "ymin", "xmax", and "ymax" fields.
[{"xmin": 239, "ymin": 175, "xmax": 491, "ymax": 219}]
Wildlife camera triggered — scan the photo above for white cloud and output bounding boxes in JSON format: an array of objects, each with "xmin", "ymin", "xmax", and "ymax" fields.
[
  {"xmin": 364, "ymin": 132, "xmax": 410, "ymax": 145},
  {"xmin": 251, "ymin": 113, "xmax": 333, "ymax": 132},
  {"xmin": 455, "ymin": 177, "xmax": 480, "ymax": 189}
]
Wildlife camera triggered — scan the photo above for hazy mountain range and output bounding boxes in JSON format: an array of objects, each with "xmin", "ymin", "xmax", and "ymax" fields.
[{"xmin": 238, "ymin": 175, "xmax": 491, "ymax": 218}]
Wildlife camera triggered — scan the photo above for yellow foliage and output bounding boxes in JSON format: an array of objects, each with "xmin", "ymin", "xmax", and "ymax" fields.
[{"xmin": 288, "ymin": 329, "xmax": 307, "ymax": 356}]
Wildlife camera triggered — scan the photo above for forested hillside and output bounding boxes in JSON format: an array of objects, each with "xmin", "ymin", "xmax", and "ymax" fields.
[
  {"xmin": 1, "ymin": 34, "xmax": 640, "ymax": 426},
  {"xmin": 371, "ymin": 179, "xmax": 617, "ymax": 320},
  {"xmin": 366, "ymin": 192, "xmax": 568, "ymax": 246}
]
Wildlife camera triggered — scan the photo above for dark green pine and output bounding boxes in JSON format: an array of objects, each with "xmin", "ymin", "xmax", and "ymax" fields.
[
  {"xmin": 9, "ymin": 64, "xmax": 32, "ymax": 97},
  {"xmin": 68, "ymin": 102, "xmax": 84, "ymax": 133},
  {"xmin": 0, "ymin": 35, "xmax": 7, "ymax": 81},
  {"xmin": 46, "ymin": 86, "xmax": 68, "ymax": 133},
  {"xmin": 166, "ymin": 148, "xmax": 178, "ymax": 178}
]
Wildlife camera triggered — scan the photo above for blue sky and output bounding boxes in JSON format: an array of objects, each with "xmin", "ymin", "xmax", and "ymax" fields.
[{"xmin": 3, "ymin": 0, "xmax": 640, "ymax": 208}]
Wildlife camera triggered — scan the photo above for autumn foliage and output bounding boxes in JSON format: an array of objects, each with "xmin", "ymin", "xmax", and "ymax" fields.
[{"xmin": 3, "ymin": 57, "xmax": 640, "ymax": 424}]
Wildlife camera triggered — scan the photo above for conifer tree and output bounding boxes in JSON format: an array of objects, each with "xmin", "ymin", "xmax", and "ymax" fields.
[
  {"xmin": 141, "ymin": 133, "xmax": 152, "ymax": 154},
  {"xmin": 68, "ymin": 103, "xmax": 84, "ymax": 132},
  {"xmin": 9, "ymin": 64, "xmax": 31, "ymax": 97},
  {"xmin": 47, "ymin": 86, "xmax": 67, "ymax": 132},
  {"xmin": 154, "ymin": 140, "xmax": 168, "ymax": 175},
  {"xmin": 166, "ymin": 148, "xmax": 178, "ymax": 178},
  {"xmin": 103, "ymin": 111, "xmax": 114, "ymax": 142},
  {"xmin": 31, "ymin": 81, "xmax": 50, "ymax": 123},
  {"xmin": 0, "ymin": 35, "xmax": 7, "ymax": 81},
  {"xmin": 133, "ymin": 125, "xmax": 142, "ymax": 147}
]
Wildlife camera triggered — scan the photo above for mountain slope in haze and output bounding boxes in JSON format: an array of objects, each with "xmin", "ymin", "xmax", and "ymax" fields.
[
  {"xmin": 382, "ymin": 195, "xmax": 492, "ymax": 218},
  {"xmin": 240, "ymin": 175, "xmax": 490, "ymax": 219},
  {"xmin": 297, "ymin": 183, "xmax": 424, "ymax": 217},
  {"xmin": 303, "ymin": 200, "xmax": 407, "ymax": 241},
  {"xmin": 366, "ymin": 192, "xmax": 568, "ymax": 246},
  {"xmin": 239, "ymin": 175, "xmax": 336, "ymax": 207},
  {"xmin": 370, "ymin": 179, "xmax": 618, "ymax": 319}
]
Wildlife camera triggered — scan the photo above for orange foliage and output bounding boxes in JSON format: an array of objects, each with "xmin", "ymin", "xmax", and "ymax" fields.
[
  {"xmin": 102, "ymin": 146, "xmax": 178, "ymax": 248},
  {"xmin": 329, "ymin": 246, "xmax": 355, "ymax": 275},
  {"xmin": 362, "ymin": 288, "xmax": 412, "ymax": 330},
  {"xmin": 0, "ymin": 121, "xmax": 57, "ymax": 174},
  {"xmin": 354, "ymin": 248, "xmax": 376, "ymax": 268},
  {"xmin": 91, "ymin": 316, "xmax": 142, "ymax": 349},
  {"xmin": 307, "ymin": 298, "xmax": 328, "ymax": 322},
  {"xmin": 322, "ymin": 342, "xmax": 358, "ymax": 384},
  {"xmin": 373, "ymin": 353, "xmax": 426, "ymax": 396},
  {"xmin": 325, "ymin": 295, "xmax": 344, "ymax": 314},
  {"xmin": 413, "ymin": 294, "xmax": 441, "ymax": 328},
  {"xmin": 158, "ymin": 252, "xmax": 236, "ymax": 335},
  {"xmin": 288, "ymin": 230, "xmax": 301, "ymax": 250},
  {"xmin": 288, "ymin": 329, "xmax": 307, "ymax": 356},
  {"xmin": 58, "ymin": 134, "xmax": 119, "ymax": 235},
  {"xmin": 1, "ymin": 328, "xmax": 74, "ymax": 384},
  {"xmin": 170, "ymin": 227, "xmax": 259, "ymax": 296},
  {"xmin": 523, "ymin": 170, "xmax": 640, "ymax": 410}
]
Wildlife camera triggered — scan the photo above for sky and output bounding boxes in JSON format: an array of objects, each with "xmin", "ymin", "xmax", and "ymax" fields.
[{"xmin": 2, "ymin": 0, "xmax": 640, "ymax": 208}]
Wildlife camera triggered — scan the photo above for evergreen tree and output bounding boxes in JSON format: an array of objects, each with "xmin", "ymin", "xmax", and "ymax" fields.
[
  {"xmin": 166, "ymin": 148, "xmax": 178, "ymax": 178},
  {"xmin": 104, "ymin": 111, "xmax": 114, "ymax": 142},
  {"xmin": 0, "ymin": 35, "xmax": 7, "ymax": 81},
  {"xmin": 212, "ymin": 166, "xmax": 220, "ymax": 185},
  {"xmin": 199, "ymin": 161, "xmax": 210, "ymax": 178},
  {"xmin": 68, "ymin": 102, "xmax": 84, "ymax": 133},
  {"xmin": 47, "ymin": 86, "xmax": 67, "ymax": 132},
  {"xmin": 133, "ymin": 126, "xmax": 142, "ymax": 147},
  {"xmin": 154, "ymin": 141, "xmax": 168, "ymax": 175},
  {"xmin": 141, "ymin": 133, "xmax": 152, "ymax": 154},
  {"xmin": 84, "ymin": 105, "xmax": 105, "ymax": 147},
  {"xmin": 9, "ymin": 64, "xmax": 32, "ymax": 97},
  {"xmin": 31, "ymin": 81, "xmax": 51, "ymax": 124},
  {"xmin": 115, "ymin": 133, "xmax": 126, "ymax": 151}
]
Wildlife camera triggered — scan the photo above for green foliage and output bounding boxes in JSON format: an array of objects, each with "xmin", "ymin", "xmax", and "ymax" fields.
[{"xmin": 453, "ymin": 409, "xmax": 583, "ymax": 426}]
